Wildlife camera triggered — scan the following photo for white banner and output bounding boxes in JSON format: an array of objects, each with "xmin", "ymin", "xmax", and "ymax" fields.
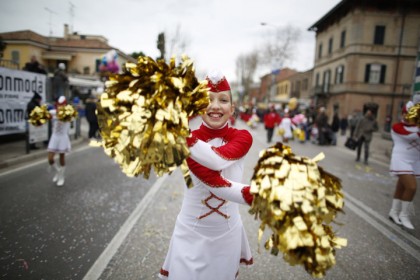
[
  {"xmin": 0, "ymin": 67, "xmax": 47, "ymax": 135},
  {"xmin": 29, "ymin": 123, "xmax": 48, "ymax": 143}
]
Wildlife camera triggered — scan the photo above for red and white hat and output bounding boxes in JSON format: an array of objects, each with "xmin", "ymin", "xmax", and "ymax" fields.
[
  {"xmin": 57, "ymin": 96, "xmax": 67, "ymax": 105},
  {"xmin": 402, "ymin": 101, "xmax": 414, "ymax": 114},
  {"xmin": 206, "ymin": 70, "xmax": 230, "ymax": 93}
]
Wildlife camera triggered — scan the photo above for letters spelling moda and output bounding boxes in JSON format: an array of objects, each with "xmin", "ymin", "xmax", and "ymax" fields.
[{"xmin": 0, "ymin": 67, "xmax": 47, "ymax": 136}]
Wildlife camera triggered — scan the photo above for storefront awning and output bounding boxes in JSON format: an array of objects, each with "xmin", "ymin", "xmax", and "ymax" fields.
[
  {"xmin": 42, "ymin": 52, "xmax": 73, "ymax": 60},
  {"xmin": 69, "ymin": 77, "xmax": 103, "ymax": 88}
]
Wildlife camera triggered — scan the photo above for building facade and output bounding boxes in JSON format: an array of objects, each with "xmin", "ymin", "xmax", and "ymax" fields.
[
  {"xmin": 0, "ymin": 24, "xmax": 135, "ymax": 77},
  {"xmin": 309, "ymin": 0, "xmax": 420, "ymax": 131}
]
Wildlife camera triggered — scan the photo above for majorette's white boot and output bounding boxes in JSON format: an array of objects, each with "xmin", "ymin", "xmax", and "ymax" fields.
[
  {"xmin": 57, "ymin": 166, "xmax": 65, "ymax": 187},
  {"xmin": 53, "ymin": 164, "xmax": 61, "ymax": 183},
  {"xmin": 399, "ymin": 201, "xmax": 414, "ymax": 230},
  {"xmin": 388, "ymin": 199, "xmax": 402, "ymax": 225}
]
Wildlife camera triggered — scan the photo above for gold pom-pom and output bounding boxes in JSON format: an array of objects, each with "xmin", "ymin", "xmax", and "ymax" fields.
[
  {"xmin": 57, "ymin": 104, "xmax": 78, "ymax": 122},
  {"xmin": 96, "ymin": 55, "xmax": 209, "ymax": 183},
  {"xmin": 249, "ymin": 142, "xmax": 347, "ymax": 278},
  {"xmin": 406, "ymin": 103, "xmax": 420, "ymax": 126},
  {"xmin": 28, "ymin": 105, "xmax": 51, "ymax": 126}
]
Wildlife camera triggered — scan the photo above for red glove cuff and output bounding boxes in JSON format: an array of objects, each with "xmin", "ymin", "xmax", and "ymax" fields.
[{"xmin": 242, "ymin": 186, "xmax": 253, "ymax": 206}]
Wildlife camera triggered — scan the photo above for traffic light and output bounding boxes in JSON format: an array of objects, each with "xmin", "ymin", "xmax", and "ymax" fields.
[{"xmin": 157, "ymin": 32, "xmax": 165, "ymax": 59}]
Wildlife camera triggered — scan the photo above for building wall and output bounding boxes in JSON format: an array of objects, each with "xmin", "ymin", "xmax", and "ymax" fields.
[{"xmin": 312, "ymin": 4, "xmax": 420, "ymax": 130}]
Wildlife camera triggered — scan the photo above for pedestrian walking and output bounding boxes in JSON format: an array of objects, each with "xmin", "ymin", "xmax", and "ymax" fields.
[
  {"xmin": 47, "ymin": 96, "xmax": 71, "ymax": 187},
  {"xmin": 388, "ymin": 101, "xmax": 420, "ymax": 230},
  {"xmin": 52, "ymin": 63, "xmax": 68, "ymax": 101},
  {"xmin": 85, "ymin": 93, "xmax": 100, "ymax": 139},
  {"xmin": 315, "ymin": 107, "xmax": 329, "ymax": 145},
  {"xmin": 330, "ymin": 112, "xmax": 340, "ymax": 145},
  {"xmin": 278, "ymin": 110, "xmax": 295, "ymax": 143},
  {"xmin": 26, "ymin": 92, "xmax": 43, "ymax": 149},
  {"xmin": 340, "ymin": 114, "xmax": 349, "ymax": 136},
  {"xmin": 159, "ymin": 71, "xmax": 254, "ymax": 279},
  {"xmin": 353, "ymin": 109, "xmax": 378, "ymax": 165},
  {"xmin": 263, "ymin": 104, "xmax": 281, "ymax": 143}
]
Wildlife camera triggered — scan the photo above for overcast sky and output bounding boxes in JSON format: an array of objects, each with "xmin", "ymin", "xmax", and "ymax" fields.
[{"xmin": 0, "ymin": 0, "xmax": 341, "ymax": 82}]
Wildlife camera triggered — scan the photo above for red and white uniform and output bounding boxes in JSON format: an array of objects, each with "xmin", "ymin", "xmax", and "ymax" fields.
[
  {"xmin": 159, "ymin": 123, "xmax": 254, "ymax": 280},
  {"xmin": 47, "ymin": 109, "xmax": 71, "ymax": 153},
  {"xmin": 389, "ymin": 122, "xmax": 420, "ymax": 177}
]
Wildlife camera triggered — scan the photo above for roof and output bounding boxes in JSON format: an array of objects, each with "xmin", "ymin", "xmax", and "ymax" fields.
[
  {"xmin": 0, "ymin": 30, "xmax": 114, "ymax": 50},
  {"xmin": 308, "ymin": 0, "xmax": 420, "ymax": 33}
]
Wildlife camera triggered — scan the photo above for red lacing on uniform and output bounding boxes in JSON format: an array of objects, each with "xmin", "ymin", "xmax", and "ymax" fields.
[
  {"xmin": 240, "ymin": 257, "xmax": 254, "ymax": 265},
  {"xmin": 197, "ymin": 192, "xmax": 229, "ymax": 219},
  {"xmin": 159, "ymin": 268, "xmax": 169, "ymax": 277}
]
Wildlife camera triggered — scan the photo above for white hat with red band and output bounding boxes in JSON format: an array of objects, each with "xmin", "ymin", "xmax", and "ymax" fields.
[{"xmin": 206, "ymin": 70, "xmax": 230, "ymax": 92}]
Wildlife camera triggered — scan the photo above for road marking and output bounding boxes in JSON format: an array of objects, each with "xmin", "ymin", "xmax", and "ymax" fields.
[
  {"xmin": 0, "ymin": 144, "xmax": 91, "ymax": 177},
  {"xmin": 344, "ymin": 191, "xmax": 420, "ymax": 262},
  {"xmin": 82, "ymin": 174, "xmax": 168, "ymax": 280}
]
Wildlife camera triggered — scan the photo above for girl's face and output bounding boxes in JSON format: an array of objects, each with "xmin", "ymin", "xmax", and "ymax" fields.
[{"xmin": 202, "ymin": 90, "xmax": 234, "ymax": 129}]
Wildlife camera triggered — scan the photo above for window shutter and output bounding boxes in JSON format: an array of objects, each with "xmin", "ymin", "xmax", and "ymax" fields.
[
  {"xmin": 365, "ymin": 64, "xmax": 371, "ymax": 83},
  {"xmin": 380, "ymin": 65, "xmax": 386, "ymax": 83}
]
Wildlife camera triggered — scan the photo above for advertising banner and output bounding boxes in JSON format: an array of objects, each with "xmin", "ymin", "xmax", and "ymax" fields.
[{"xmin": 0, "ymin": 67, "xmax": 47, "ymax": 136}]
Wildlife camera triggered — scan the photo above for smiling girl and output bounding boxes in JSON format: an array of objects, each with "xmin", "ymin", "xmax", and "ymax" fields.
[{"xmin": 159, "ymin": 71, "xmax": 254, "ymax": 280}]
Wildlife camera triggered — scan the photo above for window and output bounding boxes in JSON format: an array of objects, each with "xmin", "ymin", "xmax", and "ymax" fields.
[
  {"xmin": 315, "ymin": 73, "xmax": 320, "ymax": 86},
  {"xmin": 335, "ymin": 65, "xmax": 344, "ymax": 84},
  {"xmin": 340, "ymin": 30, "xmax": 346, "ymax": 48},
  {"xmin": 365, "ymin": 63, "xmax": 386, "ymax": 84},
  {"xmin": 374, "ymin": 25, "xmax": 385, "ymax": 45},
  {"xmin": 328, "ymin": 37, "xmax": 333, "ymax": 54},
  {"xmin": 11, "ymin": 50, "xmax": 20, "ymax": 63},
  {"xmin": 302, "ymin": 79, "xmax": 308, "ymax": 90},
  {"xmin": 322, "ymin": 70, "xmax": 331, "ymax": 93},
  {"xmin": 318, "ymin": 43, "xmax": 323, "ymax": 59}
]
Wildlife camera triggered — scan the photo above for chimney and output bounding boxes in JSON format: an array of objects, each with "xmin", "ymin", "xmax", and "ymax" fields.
[{"xmin": 64, "ymin": 24, "xmax": 69, "ymax": 39}]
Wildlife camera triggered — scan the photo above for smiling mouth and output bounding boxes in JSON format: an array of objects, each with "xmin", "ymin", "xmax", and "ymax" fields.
[{"xmin": 208, "ymin": 113, "xmax": 223, "ymax": 118}]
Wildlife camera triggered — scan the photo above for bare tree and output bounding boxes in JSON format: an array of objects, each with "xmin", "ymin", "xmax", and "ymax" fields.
[
  {"xmin": 235, "ymin": 50, "xmax": 259, "ymax": 103},
  {"xmin": 259, "ymin": 24, "xmax": 301, "ymax": 71},
  {"xmin": 166, "ymin": 24, "xmax": 191, "ymax": 60}
]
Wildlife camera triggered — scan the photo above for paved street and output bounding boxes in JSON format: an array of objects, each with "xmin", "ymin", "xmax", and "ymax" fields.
[{"xmin": 1, "ymin": 119, "xmax": 420, "ymax": 279}]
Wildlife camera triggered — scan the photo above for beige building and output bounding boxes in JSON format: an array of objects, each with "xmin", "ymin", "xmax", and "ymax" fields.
[
  {"xmin": 289, "ymin": 69, "xmax": 313, "ymax": 108},
  {"xmin": 309, "ymin": 0, "xmax": 420, "ymax": 131},
  {"xmin": 0, "ymin": 24, "xmax": 135, "ymax": 77}
]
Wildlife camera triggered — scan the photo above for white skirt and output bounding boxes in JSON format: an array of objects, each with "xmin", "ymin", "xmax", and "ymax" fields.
[
  {"xmin": 47, "ymin": 133, "xmax": 71, "ymax": 153},
  {"xmin": 159, "ymin": 216, "xmax": 253, "ymax": 280}
]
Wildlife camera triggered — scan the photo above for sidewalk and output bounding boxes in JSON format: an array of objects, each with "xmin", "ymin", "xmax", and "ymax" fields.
[{"xmin": 0, "ymin": 118, "xmax": 90, "ymax": 172}]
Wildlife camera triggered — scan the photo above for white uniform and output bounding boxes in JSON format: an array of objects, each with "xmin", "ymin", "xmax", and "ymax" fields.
[
  {"xmin": 47, "ymin": 109, "xmax": 71, "ymax": 153},
  {"xmin": 159, "ymin": 124, "xmax": 253, "ymax": 280},
  {"xmin": 389, "ymin": 122, "xmax": 420, "ymax": 177}
]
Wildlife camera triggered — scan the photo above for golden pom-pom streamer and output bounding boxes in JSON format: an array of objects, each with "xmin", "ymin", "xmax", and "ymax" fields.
[
  {"xmin": 249, "ymin": 143, "xmax": 347, "ymax": 278},
  {"xmin": 28, "ymin": 105, "xmax": 51, "ymax": 126},
  {"xmin": 405, "ymin": 103, "xmax": 420, "ymax": 126},
  {"xmin": 57, "ymin": 104, "xmax": 78, "ymax": 122},
  {"xmin": 96, "ymin": 55, "xmax": 209, "ymax": 185}
]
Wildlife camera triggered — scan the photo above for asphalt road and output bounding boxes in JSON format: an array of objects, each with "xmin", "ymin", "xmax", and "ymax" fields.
[{"xmin": 0, "ymin": 145, "xmax": 157, "ymax": 280}]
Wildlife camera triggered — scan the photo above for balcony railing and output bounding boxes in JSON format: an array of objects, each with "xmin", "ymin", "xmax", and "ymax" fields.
[{"xmin": 0, "ymin": 59, "xmax": 19, "ymax": 70}]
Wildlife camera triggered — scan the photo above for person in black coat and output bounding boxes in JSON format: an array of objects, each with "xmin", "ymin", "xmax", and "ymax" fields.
[
  {"xmin": 26, "ymin": 92, "xmax": 42, "ymax": 149},
  {"xmin": 84, "ymin": 94, "xmax": 99, "ymax": 139},
  {"xmin": 340, "ymin": 115, "xmax": 349, "ymax": 136}
]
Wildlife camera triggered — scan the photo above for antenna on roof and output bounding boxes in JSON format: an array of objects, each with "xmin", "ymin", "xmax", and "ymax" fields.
[
  {"xmin": 69, "ymin": 2, "xmax": 76, "ymax": 34},
  {"xmin": 44, "ymin": 7, "xmax": 58, "ymax": 37}
]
